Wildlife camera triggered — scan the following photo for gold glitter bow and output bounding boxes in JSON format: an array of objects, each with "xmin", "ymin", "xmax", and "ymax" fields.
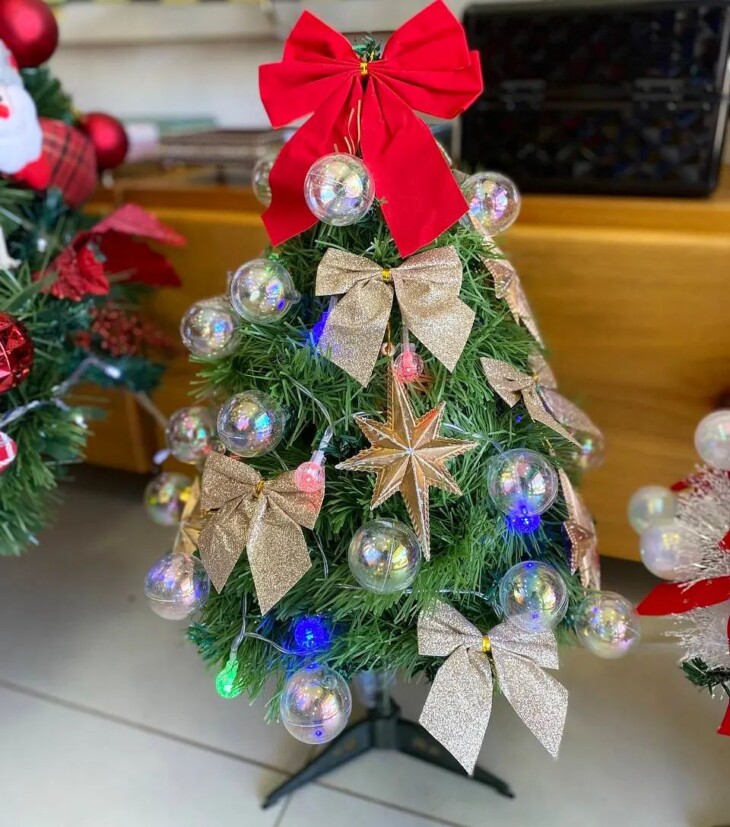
[
  {"xmin": 481, "ymin": 251, "xmax": 543, "ymax": 347},
  {"xmin": 480, "ymin": 356, "xmax": 580, "ymax": 446},
  {"xmin": 173, "ymin": 478, "xmax": 203, "ymax": 556},
  {"xmin": 418, "ymin": 600, "xmax": 568, "ymax": 774},
  {"xmin": 197, "ymin": 452, "xmax": 324, "ymax": 614},
  {"xmin": 559, "ymin": 468, "xmax": 601, "ymax": 590},
  {"xmin": 528, "ymin": 354, "xmax": 602, "ymax": 439},
  {"xmin": 316, "ymin": 246, "xmax": 475, "ymax": 386}
]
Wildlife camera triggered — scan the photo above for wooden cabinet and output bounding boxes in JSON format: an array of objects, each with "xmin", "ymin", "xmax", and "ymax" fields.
[{"xmin": 84, "ymin": 167, "xmax": 730, "ymax": 561}]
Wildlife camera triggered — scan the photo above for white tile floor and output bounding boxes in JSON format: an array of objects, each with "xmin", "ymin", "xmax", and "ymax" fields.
[{"xmin": 0, "ymin": 468, "xmax": 728, "ymax": 827}]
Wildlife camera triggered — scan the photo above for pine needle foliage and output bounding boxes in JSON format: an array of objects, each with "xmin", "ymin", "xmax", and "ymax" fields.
[{"xmin": 188, "ymin": 201, "xmax": 588, "ymax": 715}]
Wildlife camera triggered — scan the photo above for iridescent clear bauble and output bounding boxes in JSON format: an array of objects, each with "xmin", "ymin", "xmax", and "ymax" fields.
[
  {"xmin": 144, "ymin": 551, "xmax": 210, "ymax": 620},
  {"xmin": 229, "ymin": 259, "xmax": 300, "ymax": 325},
  {"xmin": 461, "ymin": 171, "xmax": 521, "ymax": 236},
  {"xmin": 252, "ymin": 152, "xmax": 277, "ymax": 207},
  {"xmin": 348, "ymin": 518, "xmax": 422, "ymax": 594},
  {"xmin": 498, "ymin": 560, "xmax": 569, "ymax": 631},
  {"xmin": 695, "ymin": 410, "xmax": 730, "ymax": 470},
  {"xmin": 304, "ymin": 153, "xmax": 375, "ymax": 226},
  {"xmin": 165, "ymin": 406, "xmax": 216, "ymax": 464},
  {"xmin": 572, "ymin": 429, "xmax": 605, "ymax": 471},
  {"xmin": 640, "ymin": 519, "xmax": 703, "ymax": 580},
  {"xmin": 180, "ymin": 297, "xmax": 237, "ymax": 360},
  {"xmin": 144, "ymin": 472, "xmax": 192, "ymax": 527},
  {"xmin": 280, "ymin": 664, "xmax": 352, "ymax": 744},
  {"xmin": 574, "ymin": 591, "xmax": 641, "ymax": 659},
  {"xmin": 486, "ymin": 448, "xmax": 559, "ymax": 517},
  {"xmin": 628, "ymin": 485, "xmax": 677, "ymax": 535},
  {"xmin": 217, "ymin": 390, "xmax": 286, "ymax": 457}
]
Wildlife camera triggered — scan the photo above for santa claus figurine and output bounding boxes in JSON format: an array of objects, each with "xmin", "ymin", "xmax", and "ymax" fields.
[{"xmin": 0, "ymin": 39, "xmax": 49, "ymax": 189}]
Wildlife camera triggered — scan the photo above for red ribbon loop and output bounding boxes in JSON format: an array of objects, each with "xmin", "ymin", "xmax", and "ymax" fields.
[{"xmin": 259, "ymin": 1, "xmax": 483, "ymax": 256}]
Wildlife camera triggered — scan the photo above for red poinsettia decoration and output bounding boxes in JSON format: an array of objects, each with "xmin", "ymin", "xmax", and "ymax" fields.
[
  {"xmin": 39, "ymin": 203, "xmax": 184, "ymax": 301},
  {"xmin": 75, "ymin": 302, "xmax": 173, "ymax": 358}
]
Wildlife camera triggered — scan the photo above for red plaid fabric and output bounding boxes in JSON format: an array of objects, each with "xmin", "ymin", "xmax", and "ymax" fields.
[{"xmin": 39, "ymin": 118, "xmax": 98, "ymax": 208}]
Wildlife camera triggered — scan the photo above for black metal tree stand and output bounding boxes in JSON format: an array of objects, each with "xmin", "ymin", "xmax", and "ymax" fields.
[{"xmin": 263, "ymin": 672, "xmax": 514, "ymax": 808}]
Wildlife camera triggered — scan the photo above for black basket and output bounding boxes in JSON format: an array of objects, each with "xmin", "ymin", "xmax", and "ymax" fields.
[{"xmin": 461, "ymin": 0, "xmax": 730, "ymax": 196}]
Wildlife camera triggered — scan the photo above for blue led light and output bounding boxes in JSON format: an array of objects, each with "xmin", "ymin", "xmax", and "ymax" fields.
[
  {"xmin": 292, "ymin": 615, "xmax": 332, "ymax": 654},
  {"xmin": 310, "ymin": 308, "xmax": 330, "ymax": 348},
  {"xmin": 505, "ymin": 499, "xmax": 541, "ymax": 534}
]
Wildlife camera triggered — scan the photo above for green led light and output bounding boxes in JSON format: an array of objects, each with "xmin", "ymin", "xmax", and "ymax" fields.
[{"xmin": 215, "ymin": 658, "xmax": 242, "ymax": 699}]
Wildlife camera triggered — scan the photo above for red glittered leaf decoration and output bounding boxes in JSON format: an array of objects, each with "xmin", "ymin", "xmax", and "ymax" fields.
[
  {"xmin": 92, "ymin": 203, "xmax": 185, "ymax": 246},
  {"xmin": 99, "ymin": 233, "xmax": 182, "ymax": 288}
]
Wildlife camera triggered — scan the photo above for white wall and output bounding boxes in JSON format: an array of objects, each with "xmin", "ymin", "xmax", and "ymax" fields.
[{"xmin": 50, "ymin": 0, "xmax": 521, "ymax": 128}]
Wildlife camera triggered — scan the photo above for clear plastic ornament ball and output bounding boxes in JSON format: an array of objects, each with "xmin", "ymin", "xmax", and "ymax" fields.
[
  {"xmin": 144, "ymin": 551, "xmax": 210, "ymax": 620},
  {"xmin": 229, "ymin": 259, "xmax": 300, "ymax": 325},
  {"xmin": 180, "ymin": 297, "xmax": 237, "ymax": 360},
  {"xmin": 627, "ymin": 485, "xmax": 677, "ymax": 535},
  {"xmin": 294, "ymin": 459, "xmax": 326, "ymax": 494},
  {"xmin": 461, "ymin": 171, "xmax": 521, "ymax": 236},
  {"xmin": 304, "ymin": 153, "xmax": 375, "ymax": 226},
  {"xmin": 280, "ymin": 664, "xmax": 352, "ymax": 744},
  {"xmin": 348, "ymin": 518, "xmax": 422, "ymax": 594},
  {"xmin": 640, "ymin": 519, "xmax": 703, "ymax": 580},
  {"xmin": 165, "ymin": 406, "xmax": 216, "ymax": 464},
  {"xmin": 498, "ymin": 560, "xmax": 569, "ymax": 631},
  {"xmin": 487, "ymin": 448, "xmax": 559, "ymax": 517},
  {"xmin": 574, "ymin": 591, "xmax": 641, "ymax": 659},
  {"xmin": 393, "ymin": 344, "xmax": 425, "ymax": 384},
  {"xmin": 217, "ymin": 390, "xmax": 286, "ymax": 457},
  {"xmin": 572, "ymin": 429, "xmax": 605, "ymax": 471},
  {"xmin": 252, "ymin": 152, "xmax": 277, "ymax": 207},
  {"xmin": 144, "ymin": 472, "xmax": 192, "ymax": 527},
  {"xmin": 695, "ymin": 410, "xmax": 730, "ymax": 470}
]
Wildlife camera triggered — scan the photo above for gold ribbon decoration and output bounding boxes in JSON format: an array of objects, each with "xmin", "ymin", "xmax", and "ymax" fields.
[
  {"xmin": 197, "ymin": 452, "xmax": 324, "ymax": 614},
  {"xmin": 559, "ymin": 468, "xmax": 601, "ymax": 590},
  {"xmin": 480, "ymin": 357, "xmax": 580, "ymax": 446},
  {"xmin": 481, "ymin": 251, "xmax": 543, "ymax": 348},
  {"xmin": 316, "ymin": 246, "xmax": 476, "ymax": 387},
  {"xmin": 173, "ymin": 478, "xmax": 203, "ymax": 556},
  {"xmin": 418, "ymin": 600, "xmax": 568, "ymax": 774},
  {"xmin": 528, "ymin": 354, "xmax": 602, "ymax": 438}
]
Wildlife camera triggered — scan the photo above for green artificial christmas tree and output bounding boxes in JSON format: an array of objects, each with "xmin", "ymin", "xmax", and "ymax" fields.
[
  {"xmin": 144, "ymin": 0, "xmax": 641, "ymax": 799},
  {"xmin": 0, "ymin": 16, "xmax": 183, "ymax": 554}
]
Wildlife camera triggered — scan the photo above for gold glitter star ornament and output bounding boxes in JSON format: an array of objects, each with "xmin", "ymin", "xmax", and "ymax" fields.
[{"xmin": 336, "ymin": 366, "xmax": 478, "ymax": 558}]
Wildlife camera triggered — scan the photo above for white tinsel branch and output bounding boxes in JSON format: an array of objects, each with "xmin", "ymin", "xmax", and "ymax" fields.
[
  {"xmin": 669, "ymin": 601, "xmax": 730, "ymax": 670},
  {"xmin": 676, "ymin": 467, "xmax": 730, "ymax": 582}
]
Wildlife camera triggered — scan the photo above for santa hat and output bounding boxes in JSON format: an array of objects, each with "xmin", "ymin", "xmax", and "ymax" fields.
[{"xmin": 0, "ymin": 40, "xmax": 21, "ymax": 88}]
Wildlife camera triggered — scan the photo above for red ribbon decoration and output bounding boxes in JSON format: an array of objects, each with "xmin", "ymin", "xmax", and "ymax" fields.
[
  {"xmin": 720, "ymin": 615, "xmax": 730, "ymax": 737},
  {"xmin": 259, "ymin": 1, "xmax": 483, "ymax": 257},
  {"xmin": 637, "ymin": 577, "xmax": 730, "ymax": 616}
]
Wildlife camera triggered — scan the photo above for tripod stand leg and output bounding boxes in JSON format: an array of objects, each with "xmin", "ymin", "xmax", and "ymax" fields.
[
  {"xmin": 262, "ymin": 718, "xmax": 374, "ymax": 809},
  {"xmin": 395, "ymin": 718, "xmax": 514, "ymax": 799}
]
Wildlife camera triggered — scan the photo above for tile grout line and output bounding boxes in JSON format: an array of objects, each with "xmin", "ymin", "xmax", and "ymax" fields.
[{"xmin": 0, "ymin": 679, "xmax": 471, "ymax": 827}]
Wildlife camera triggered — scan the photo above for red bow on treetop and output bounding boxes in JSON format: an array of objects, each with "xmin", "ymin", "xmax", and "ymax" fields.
[{"xmin": 259, "ymin": 0, "xmax": 483, "ymax": 257}]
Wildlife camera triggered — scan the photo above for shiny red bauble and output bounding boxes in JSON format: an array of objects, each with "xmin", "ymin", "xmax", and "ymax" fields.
[
  {"xmin": 0, "ymin": 311, "xmax": 34, "ymax": 394},
  {"xmin": 0, "ymin": 0, "xmax": 59, "ymax": 68},
  {"xmin": 78, "ymin": 112, "xmax": 129, "ymax": 171}
]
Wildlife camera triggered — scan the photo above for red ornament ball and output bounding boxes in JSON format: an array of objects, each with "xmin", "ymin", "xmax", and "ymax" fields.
[
  {"xmin": 79, "ymin": 112, "xmax": 129, "ymax": 171},
  {"xmin": 0, "ymin": 0, "xmax": 59, "ymax": 68},
  {"xmin": 0, "ymin": 311, "xmax": 34, "ymax": 394},
  {"xmin": 0, "ymin": 431, "xmax": 17, "ymax": 472},
  {"xmin": 294, "ymin": 460, "xmax": 325, "ymax": 494}
]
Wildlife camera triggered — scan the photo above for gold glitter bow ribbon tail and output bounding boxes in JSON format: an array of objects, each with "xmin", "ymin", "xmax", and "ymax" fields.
[
  {"xmin": 174, "ymin": 478, "xmax": 203, "ymax": 556},
  {"xmin": 528, "ymin": 354, "xmax": 602, "ymax": 439},
  {"xmin": 418, "ymin": 600, "xmax": 568, "ymax": 774},
  {"xmin": 480, "ymin": 356, "xmax": 579, "ymax": 446},
  {"xmin": 559, "ymin": 468, "xmax": 601, "ymax": 589},
  {"xmin": 316, "ymin": 246, "xmax": 475, "ymax": 386},
  {"xmin": 197, "ymin": 453, "xmax": 324, "ymax": 614},
  {"xmin": 481, "ymin": 251, "xmax": 543, "ymax": 348}
]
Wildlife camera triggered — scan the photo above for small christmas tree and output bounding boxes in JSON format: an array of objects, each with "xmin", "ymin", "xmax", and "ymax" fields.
[
  {"xmin": 0, "ymin": 6, "xmax": 183, "ymax": 555},
  {"xmin": 144, "ymin": 0, "xmax": 640, "ymax": 788},
  {"xmin": 633, "ymin": 411, "xmax": 730, "ymax": 737}
]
